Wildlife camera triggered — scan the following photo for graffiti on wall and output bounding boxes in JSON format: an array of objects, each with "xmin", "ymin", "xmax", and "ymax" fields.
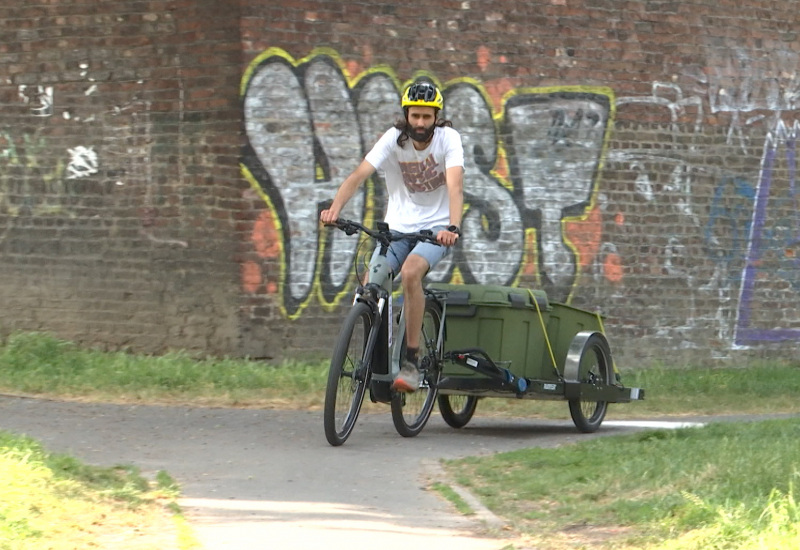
[
  {"xmin": 735, "ymin": 120, "xmax": 800, "ymax": 345},
  {"xmin": 1, "ymin": 66, "xmax": 187, "ymax": 246},
  {"xmin": 2, "ymin": 73, "xmax": 105, "ymax": 216},
  {"xmin": 607, "ymin": 81, "xmax": 715, "ymax": 349},
  {"xmin": 18, "ymin": 85, "xmax": 54, "ymax": 117},
  {"xmin": 611, "ymin": 79, "xmax": 800, "ymax": 350},
  {"xmin": 240, "ymin": 45, "xmax": 800, "ymax": 352},
  {"xmin": 702, "ymin": 46, "xmax": 800, "ymax": 346},
  {"xmin": 702, "ymin": 47, "xmax": 800, "ymax": 150},
  {"xmin": 606, "ymin": 42, "xmax": 800, "ymax": 349},
  {"xmin": 241, "ymin": 47, "xmax": 613, "ymax": 318}
]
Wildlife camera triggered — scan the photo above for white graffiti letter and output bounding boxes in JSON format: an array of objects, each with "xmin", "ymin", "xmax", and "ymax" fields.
[
  {"xmin": 66, "ymin": 145, "xmax": 99, "ymax": 179},
  {"xmin": 430, "ymin": 83, "xmax": 524, "ymax": 284},
  {"xmin": 504, "ymin": 91, "xmax": 610, "ymax": 289}
]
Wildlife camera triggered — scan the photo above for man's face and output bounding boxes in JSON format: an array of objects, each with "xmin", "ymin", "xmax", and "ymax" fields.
[{"xmin": 407, "ymin": 106, "xmax": 437, "ymax": 142}]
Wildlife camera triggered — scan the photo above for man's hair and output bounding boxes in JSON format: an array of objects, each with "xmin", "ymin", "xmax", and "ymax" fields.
[{"xmin": 394, "ymin": 116, "xmax": 453, "ymax": 147}]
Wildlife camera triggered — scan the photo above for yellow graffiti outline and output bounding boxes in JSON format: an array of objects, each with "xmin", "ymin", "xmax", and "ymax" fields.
[{"xmin": 496, "ymin": 85, "xmax": 616, "ymax": 302}]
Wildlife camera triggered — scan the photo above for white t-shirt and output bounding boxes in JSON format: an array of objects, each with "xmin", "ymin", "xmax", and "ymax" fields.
[{"xmin": 365, "ymin": 126, "xmax": 464, "ymax": 233}]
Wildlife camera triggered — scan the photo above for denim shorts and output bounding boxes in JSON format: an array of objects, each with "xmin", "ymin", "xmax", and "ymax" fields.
[{"xmin": 368, "ymin": 225, "xmax": 449, "ymax": 283}]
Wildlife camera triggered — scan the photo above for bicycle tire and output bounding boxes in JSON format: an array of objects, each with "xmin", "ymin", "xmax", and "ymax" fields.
[
  {"xmin": 437, "ymin": 394, "xmax": 479, "ymax": 428},
  {"xmin": 390, "ymin": 298, "xmax": 442, "ymax": 437},
  {"xmin": 323, "ymin": 301, "xmax": 374, "ymax": 446}
]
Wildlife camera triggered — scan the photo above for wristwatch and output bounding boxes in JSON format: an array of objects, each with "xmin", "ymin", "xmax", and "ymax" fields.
[{"xmin": 447, "ymin": 225, "xmax": 461, "ymax": 236}]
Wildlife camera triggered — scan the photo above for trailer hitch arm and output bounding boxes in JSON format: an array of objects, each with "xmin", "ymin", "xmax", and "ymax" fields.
[{"xmin": 444, "ymin": 349, "xmax": 529, "ymax": 394}]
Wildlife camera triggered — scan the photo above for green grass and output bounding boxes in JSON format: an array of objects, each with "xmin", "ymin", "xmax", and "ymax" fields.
[
  {"xmin": 1, "ymin": 331, "xmax": 800, "ymax": 549},
  {"xmin": 0, "ymin": 331, "xmax": 328, "ymax": 408},
  {"xmin": 2, "ymin": 331, "xmax": 799, "ymax": 418},
  {"xmin": 0, "ymin": 430, "xmax": 192, "ymax": 549},
  {"xmin": 615, "ymin": 362, "xmax": 800, "ymax": 417},
  {"xmin": 443, "ymin": 418, "xmax": 800, "ymax": 549},
  {"xmin": 464, "ymin": 363, "xmax": 800, "ymax": 420},
  {"xmin": 430, "ymin": 482, "xmax": 475, "ymax": 516}
]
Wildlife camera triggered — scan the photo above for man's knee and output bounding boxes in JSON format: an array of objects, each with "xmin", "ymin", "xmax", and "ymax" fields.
[{"xmin": 401, "ymin": 255, "xmax": 428, "ymax": 281}]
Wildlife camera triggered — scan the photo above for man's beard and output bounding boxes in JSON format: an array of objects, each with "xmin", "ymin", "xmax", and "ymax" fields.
[{"xmin": 409, "ymin": 125, "xmax": 435, "ymax": 143}]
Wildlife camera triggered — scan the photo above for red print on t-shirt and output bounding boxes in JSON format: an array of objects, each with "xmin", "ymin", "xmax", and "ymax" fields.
[{"xmin": 399, "ymin": 154, "xmax": 446, "ymax": 194}]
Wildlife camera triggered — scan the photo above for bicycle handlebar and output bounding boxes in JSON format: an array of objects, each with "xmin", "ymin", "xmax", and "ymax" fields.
[{"xmin": 326, "ymin": 218, "xmax": 441, "ymax": 247}]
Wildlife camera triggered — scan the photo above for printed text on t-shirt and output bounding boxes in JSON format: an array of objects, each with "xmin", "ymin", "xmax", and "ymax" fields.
[{"xmin": 399, "ymin": 154, "xmax": 446, "ymax": 194}]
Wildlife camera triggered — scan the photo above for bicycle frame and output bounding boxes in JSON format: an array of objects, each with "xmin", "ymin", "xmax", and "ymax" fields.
[
  {"xmin": 323, "ymin": 217, "xmax": 450, "ymax": 445},
  {"xmin": 349, "ymin": 282, "xmax": 393, "ymax": 385},
  {"xmin": 334, "ymin": 220, "xmax": 447, "ymax": 394},
  {"xmin": 393, "ymin": 287, "xmax": 449, "ymax": 373},
  {"xmin": 347, "ymin": 284, "xmax": 448, "ymax": 411}
]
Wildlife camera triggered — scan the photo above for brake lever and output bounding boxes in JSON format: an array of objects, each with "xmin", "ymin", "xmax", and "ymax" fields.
[{"xmin": 333, "ymin": 219, "xmax": 358, "ymax": 236}]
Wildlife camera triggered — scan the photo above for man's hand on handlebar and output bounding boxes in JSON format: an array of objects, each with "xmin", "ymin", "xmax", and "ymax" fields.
[
  {"xmin": 321, "ymin": 211, "xmax": 458, "ymax": 248},
  {"xmin": 319, "ymin": 207, "xmax": 339, "ymax": 226},
  {"xmin": 436, "ymin": 228, "xmax": 460, "ymax": 247}
]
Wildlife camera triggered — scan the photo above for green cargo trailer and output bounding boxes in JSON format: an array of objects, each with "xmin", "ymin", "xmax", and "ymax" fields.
[{"xmin": 427, "ymin": 283, "xmax": 644, "ymax": 433}]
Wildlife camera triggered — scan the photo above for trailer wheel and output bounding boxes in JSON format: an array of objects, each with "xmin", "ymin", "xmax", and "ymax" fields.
[
  {"xmin": 564, "ymin": 332, "xmax": 612, "ymax": 433},
  {"xmin": 438, "ymin": 395, "xmax": 478, "ymax": 428}
]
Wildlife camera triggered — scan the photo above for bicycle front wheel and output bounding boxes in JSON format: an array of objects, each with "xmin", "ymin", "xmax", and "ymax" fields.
[
  {"xmin": 391, "ymin": 299, "xmax": 442, "ymax": 437},
  {"xmin": 324, "ymin": 302, "xmax": 374, "ymax": 446}
]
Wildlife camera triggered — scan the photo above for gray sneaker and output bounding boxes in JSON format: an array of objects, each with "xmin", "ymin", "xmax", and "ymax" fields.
[{"xmin": 392, "ymin": 359, "xmax": 420, "ymax": 393}]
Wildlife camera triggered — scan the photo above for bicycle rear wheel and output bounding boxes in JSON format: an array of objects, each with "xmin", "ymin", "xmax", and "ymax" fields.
[
  {"xmin": 391, "ymin": 299, "xmax": 442, "ymax": 437},
  {"xmin": 324, "ymin": 302, "xmax": 374, "ymax": 446}
]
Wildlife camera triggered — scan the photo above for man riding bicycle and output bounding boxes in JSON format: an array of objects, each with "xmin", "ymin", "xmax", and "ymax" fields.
[{"xmin": 319, "ymin": 80, "xmax": 465, "ymax": 393}]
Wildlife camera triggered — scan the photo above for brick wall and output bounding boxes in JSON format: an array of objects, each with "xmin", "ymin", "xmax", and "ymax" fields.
[
  {"xmin": 0, "ymin": 0, "xmax": 246, "ymax": 354},
  {"xmin": 2, "ymin": 0, "xmax": 800, "ymax": 365}
]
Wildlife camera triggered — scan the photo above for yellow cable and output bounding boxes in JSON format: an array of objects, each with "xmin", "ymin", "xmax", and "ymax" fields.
[{"xmin": 528, "ymin": 289, "xmax": 559, "ymax": 376}]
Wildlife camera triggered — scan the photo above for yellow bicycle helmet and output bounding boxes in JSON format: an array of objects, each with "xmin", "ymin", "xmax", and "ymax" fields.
[{"xmin": 401, "ymin": 81, "xmax": 443, "ymax": 110}]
